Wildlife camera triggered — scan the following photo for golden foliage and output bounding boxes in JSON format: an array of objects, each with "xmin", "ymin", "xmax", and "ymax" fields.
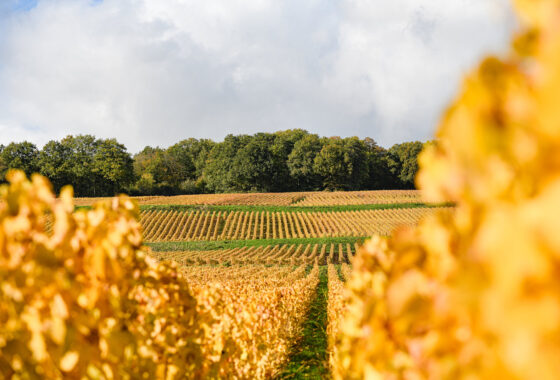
[
  {"xmin": 334, "ymin": 1, "xmax": 560, "ymax": 379},
  {"xmin": 188, "ymin": 264, "xmax": 319, "ymax": 378},
  {"xmin": 327, "ymin": 264, "xmax": 347, "ymax": 375},
  {"xmin": 0, "ymin": 173, "xmax": 318, "ymax": 379},
  {"xmin": 0, "ymin": 170, "xmax": 204, "ymax": 379}
]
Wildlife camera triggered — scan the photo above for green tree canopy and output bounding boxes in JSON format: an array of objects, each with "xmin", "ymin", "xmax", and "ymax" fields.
[
  {"xmin": 132, "ymin": 147, "xmax": 183, "ymax": 194},
  {"xmin": 231, "ymin": 133, "xmax": 277, "ymax": 192},
  {"xmin": 287, "ymin": 134, "xmax": 323, "ymax": 190},
  {"xmin": 387, "ymin": 141, "xmax": 425, "ymax": 188},
  {"xmin": 269, "ymin": 129, "xmax": 308, "ymax": 191},
  {"xmin": 164, "ymin": 138, "xmax": 216, "ymax": 193},
  {"xmin": 362, "ymin": 138, "xmax": 394, "ymax": 189},
  {"xmin": 0, "ymin": 141, "xmax": 40, "ymax": 178},
  {"xmin": 38, "ymin": 140, "xmax": 74, "ymax": 193},
  {"xmin": 1, "ymin": 131, "xmax": 427, "ymax": 195},
  {"xmin": 313, "ymin": 137, "xmax": 368, "ymax": 190},
  {"xmin": 203, "ymin": 134, "xmax": 251, "ymax": 193},
  {"xmin": 313, "ymin": 138, "xmax": 348, "ymax": 190},
  {"xmin": 92, "ymin": 139, "xmax": 134, "ymax": 194}
]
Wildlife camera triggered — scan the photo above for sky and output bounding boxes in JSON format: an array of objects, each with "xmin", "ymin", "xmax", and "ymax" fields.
[{"xmin": 0, "ymin": 0, "xmax": 516, "ymax": 153}]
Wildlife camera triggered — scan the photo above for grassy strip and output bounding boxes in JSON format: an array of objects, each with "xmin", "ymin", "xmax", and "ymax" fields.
[
  {"xmin": 138, "ymin": 202, "xmax": 452, "ymax": 213},
  {"xmin": 75, "ymin": 202, "xmax": 453, "ymax": 213},
  {"xmin": 276, "ymin": 266, "xmax": 329, "ymax": 379},
  {"xmin": 146, "ymin": 236, "xmax": 368, "ymax": 252},
  {"xmin": 336, "ymin": 264, "xmax": 346, "ymax": 281}
]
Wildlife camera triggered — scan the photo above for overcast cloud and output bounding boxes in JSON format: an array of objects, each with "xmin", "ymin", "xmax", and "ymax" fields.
[{"xmin": 0, "ymin": 0, "xmax": 516, "ymax": 152}]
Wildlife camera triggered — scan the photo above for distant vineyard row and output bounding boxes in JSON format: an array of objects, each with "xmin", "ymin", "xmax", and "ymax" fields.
[
  {"xmin": 74, "ymin": 189, "xmax": 424, "ymax": 207},
  {"xmin": 140, "ymin": 207, "xmax": 449, "ymax": 242},
  {"xmin": 149, "ymin": 242, "xmax": 361, "ymax": 266}
]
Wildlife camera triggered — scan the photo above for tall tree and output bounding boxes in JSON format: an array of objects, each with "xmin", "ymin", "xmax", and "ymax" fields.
[
  {"xmin": 132, "ymin": 147, "xmax": 182, "ymax": 194},
  {"xmin": 268, "ymin": 129, "xmax": 308, "ymax": 191},
  {"xmin": 60, "ymin": 135, "xmax": 101, "ymax": 196},
  {"xmin": 92, "ymin": 139, "xmax": 134, "ymax": 195},
  {"xmin": 313, "ymin": 137, "xmax": 369, "ymax": 190},
  {"xmin": 166, "ymin": 138, "xmax": 216, "ymax": 192},
  {"xmin": 313, "ymin": 138, "xmax": 348, "ymax": 190},
  {"xmin": 203, "ymin": 134, "xmax": 251, "ymax": 192},
  {"xmin": 387, "ymin": 141, "xmax": 424, "ymax": 188},
  {"xmin": 38, "ymin": 140, "xmax": 74, "ymax": 193},
  {"xmin": 361, "ymin": 138, "xmax": 394, "ymax": 189},
  {"xmin": 231, "ymin": 133, "xmax": 277, "ymax": 192},
  {"xmin": 342, "ymin": 137, "xmax": 369, "ymax": 190},
  {"xmin": 0, "ymin": 142, "xmax": 40, "ymax": 178},
  {"xmin": 166, "ymin": 141, "xmax": 197, "ymax": 181},
  {"xmin": 287, "ymin": 134, "xmax": 323, "ymax": 190}
]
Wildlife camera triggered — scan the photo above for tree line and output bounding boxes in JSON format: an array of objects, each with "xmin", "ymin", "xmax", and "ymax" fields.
[{"xmin": 0, "ymin": 130, "xmax": 428, "ymax": 197}]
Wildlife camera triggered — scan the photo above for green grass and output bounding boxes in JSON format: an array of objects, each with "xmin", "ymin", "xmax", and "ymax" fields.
[
  {"xmin": 139, "ymin": 202, "xmax": 451, "ymax": 213},
  {"xmin": 276, "ymin": 266, "xmax": 329, "ymax": 379},
  {"xmin": 336, "ymin": 264, "xmax": 345, "ymax": 281},
  {"xmin": 74, "ymin": 205, "xmax": 93, "ymax": 211},
  {"xmin": 75, "ymin": 202, "xmax": 453, "ymax": 213},
  {"xmin": 146, "ymin": 236, "xmax": 369, "ymax": 252}
]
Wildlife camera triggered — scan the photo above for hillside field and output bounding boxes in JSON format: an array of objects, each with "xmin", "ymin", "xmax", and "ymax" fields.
[
  {"xmin": 39, "ymin": 189, "xmax": 444, "ymax": 377},
  {"xmin": 121, "ymin": 189, "xmax": 443, "ymax": 377}
]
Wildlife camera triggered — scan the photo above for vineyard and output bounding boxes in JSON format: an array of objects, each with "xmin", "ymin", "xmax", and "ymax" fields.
[
  {"xmin": 150, "ymin": 243, "xmax": 359, "ymax": 266},
  {"xmin": 184, "ymin": 263, "xmax": 320, "ymax": 378},
  {"xmin": 75, "ymin": 189, "xmax": 424, "ymax": 207},
  {"xmin": 1, "ymin": 174, "xmax": 435, "ymax": 379},
  {"xmin": 2, "ymin": 1, "xmax": 560, "ymax": 379},
  {"xmin": 140, "ymin": 207, "xmax": 448, "ymax": 242}
]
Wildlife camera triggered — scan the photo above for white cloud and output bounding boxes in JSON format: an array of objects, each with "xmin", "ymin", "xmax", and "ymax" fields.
[
  {"xmin": 324, "ymin": 0, "xmax": 516, "ymax": 143},
  {"xmin": 0, "ymin": 0, "xmax": 516, "ymax": 152}
]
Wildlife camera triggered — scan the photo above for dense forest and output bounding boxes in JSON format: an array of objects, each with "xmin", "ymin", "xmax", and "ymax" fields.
[{"xmin": 0, "ymin": 130, "xmax": 427, "ymax": 197}]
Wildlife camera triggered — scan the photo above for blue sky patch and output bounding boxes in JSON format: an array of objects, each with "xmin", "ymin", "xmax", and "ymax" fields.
[
  {"xmin": 9, "ymin": 0, "xmax": 103, "ymax": 13},
  {"xmin": 12, "ymin": 0, "xmax": 38, "ymax": 12}
]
